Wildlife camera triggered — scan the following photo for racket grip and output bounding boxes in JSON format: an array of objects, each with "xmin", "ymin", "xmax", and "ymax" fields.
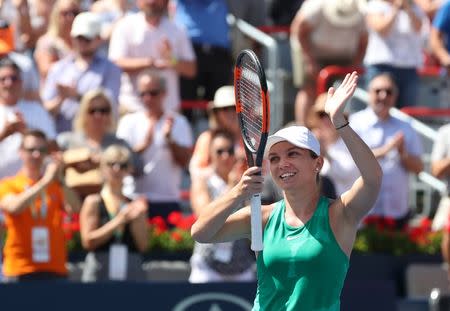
[{"xmin": 250, "ymin": 193, "xmax": 263, "ymax": 251}]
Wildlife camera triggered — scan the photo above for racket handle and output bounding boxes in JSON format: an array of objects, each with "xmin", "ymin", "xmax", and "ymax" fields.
[{"xmin": 250, "ymin": 194, "xmax": 263, "ymax": 251}]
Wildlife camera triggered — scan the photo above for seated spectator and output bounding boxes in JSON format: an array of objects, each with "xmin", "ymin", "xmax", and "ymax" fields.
[
  {"xmin": 430, "ymin": 0, "xmax": 450, "ymax": 72},
  {"xmin": 116, "ymin": 70, "xmax": 193, "ymax": 220},
  {"xmin": 42, "ymin": 11, "xmax": 121, "ymax": 133},
  {"xmin": 0, "ymin": 57, "xmax": 56, "ymax": 179},
  {"xmin": 0, "ymin": 129, "xmax": 80, "ymax": 282},
  {"xmin": 57, "ymin": 89, "xmax": 141, "ymax": 199},
  {"xmin": 307, "ymin": 93, "xmax": 359, "ymax": 197},
  {"xmin": 364, "ymin": 0, "xmax": 426, "ymax": 108},
  {"xmin": 290, "ymin": 0, "xmax": 367, "ymax": 125},
  {"xmin": 430, "ymin": 123, "xmax": 450, "ymax": 231},
  {"xmin": 34, "ymin": 0, "xmax": 82, "ymax": 84},
  {"xmin": 349, "ymin": 72, "xmax": 423, "ymax": 228},
  {"xmin": 189, "ymin": 85, "xmax": 241, "ymax": 177},
  {"xmin": 80, "ymin": 144, "xmax": 148, "ymax": 282},
  {"xmin": 0, "ymin": 19, "xmax": 41, "ymax": 101},
  {"xmin": 189, "ymin": 129, "xmax": 255, "ymax": 283}
]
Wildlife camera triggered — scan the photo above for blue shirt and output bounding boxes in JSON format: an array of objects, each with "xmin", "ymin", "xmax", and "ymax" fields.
[
  {"xmin": 42, "ymin": 54, "xmax": 122, "ymax": 133},
  {"xmin": 433, "ymin": 1, "xmax": 450, "ymax": 53},
  {"xmin": 174, "ymin": 0, "xmax": 230, "ymax": 49}
]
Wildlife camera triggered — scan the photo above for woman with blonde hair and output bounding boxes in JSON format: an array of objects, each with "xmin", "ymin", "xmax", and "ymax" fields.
[
  {"xmin": 57, "ymin": 89, "xmax": 141, "ymax": 198},
  {"xmin": 33, "ymin": 0, "xmax": 81, "ymax": 83},
  {"xmin": 80, "ymin": 144, "xmax": 148, "ymax": 282}
]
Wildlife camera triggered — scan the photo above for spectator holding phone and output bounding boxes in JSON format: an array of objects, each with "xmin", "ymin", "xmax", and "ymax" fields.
[{"xmin": 0, "ymin": 129, "xmax": 80, "ymax": 282}]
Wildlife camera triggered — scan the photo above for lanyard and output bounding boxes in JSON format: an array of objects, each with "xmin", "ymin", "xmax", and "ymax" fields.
[{"xmin": 27, "ymin": 185, "xmax": 47, "ymax": 220}]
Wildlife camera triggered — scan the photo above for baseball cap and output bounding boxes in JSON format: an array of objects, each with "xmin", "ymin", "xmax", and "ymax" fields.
[
  {"xmin": 265, "ymin": 126, "xmax": 321, "ymax": 156},
  {"xmin": 209, "ymin": 86, "xmax": 235, "ymax": 109},
  {"xmin": 70, "ymin": 12, "xmax": 101, "ymax": 39}
]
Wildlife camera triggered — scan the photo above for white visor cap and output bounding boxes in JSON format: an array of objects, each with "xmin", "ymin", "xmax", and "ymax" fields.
[{"xmin": 265, "ymin": 126, "xmax": 321, "ymax": 157}]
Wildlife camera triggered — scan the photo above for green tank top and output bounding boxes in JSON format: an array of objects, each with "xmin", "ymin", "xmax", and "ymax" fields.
[{"xmin": 253, "ymin": 197, "xmax": 349, "ymax": 311}]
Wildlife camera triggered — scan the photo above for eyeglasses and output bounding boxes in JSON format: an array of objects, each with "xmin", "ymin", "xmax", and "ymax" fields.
[
  {"xmin": 74, "ymin": 36, "xmax": 93, "ymax": 43},
  {"xmin": 106, "ymin": 162, "xmax": 129, "ymax": 170},
  {"xmin": 139, "ymin": 89, "xmax": 162, "ymax": 97},
  {"xmin": 215, "ymin": 147, "xmax": 235, "ymax": 156},
  {"xmin": 317, "ymin": 111, "xmax": 328, "ymax": 119},
  {"xmin": 372, "ymin": 88, "xmax": 394, "ymax": 96},
  {"xmin": 88, "ymin": 107, "xmax": 111, "ymax": 115},
  {"xmin": 0, "ymin": 75, "xmax": 20, "ymax": 84},
  {"xmin": 23, "ymin": 147, "xmax": 48, "ymax": 154},
  {"xmin": 60, "ymin": 10, "xmax": 79, "ymax": 18}
]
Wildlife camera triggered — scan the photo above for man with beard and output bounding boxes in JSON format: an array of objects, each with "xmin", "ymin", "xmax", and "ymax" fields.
[
  {"xmin": 108, "ymin": 0, "xmax": 197, "ymax": 114},
  {"xmin": 41, "ymin": 12, "xmax": 122, "ymax": 133},
  {"xmin": 349, "ymin": 72, "xmax": 423, "ymax": 228}
]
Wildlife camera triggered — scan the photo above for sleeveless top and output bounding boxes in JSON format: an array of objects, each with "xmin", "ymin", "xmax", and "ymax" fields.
[
  {"xmin": 96, "ymin": 197, "xmax": 139, "ymax": 253},
  {"xmin": 253, "ymin": 197, "xmax": 349, "ymax": 311},
  {"xmin": 192, "ymin": 173, "xmax": 255, "ymax": 275}
]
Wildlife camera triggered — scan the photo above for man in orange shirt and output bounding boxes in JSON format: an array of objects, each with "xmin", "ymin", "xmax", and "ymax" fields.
[{"xmin": 0, "ymin": 129, "xmax": 80, "ymax": 281}]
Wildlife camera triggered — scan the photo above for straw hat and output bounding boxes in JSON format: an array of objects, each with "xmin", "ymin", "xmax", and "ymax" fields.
[{"xmin": 322, "ymin": 0, "xmax": 366, "ymax": 27}]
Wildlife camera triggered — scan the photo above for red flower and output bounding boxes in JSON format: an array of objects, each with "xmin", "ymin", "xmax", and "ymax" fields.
[
  {"xmin": 167, "ymin": 211, "xmax": 183, "ymax": 226},
  {"xmin": 148, "ymin": 216, "xmax": 168, "ymax": 232},
  {"xmin": 171, "ymin": 231, "xmax": 183, "ymax": 242}
]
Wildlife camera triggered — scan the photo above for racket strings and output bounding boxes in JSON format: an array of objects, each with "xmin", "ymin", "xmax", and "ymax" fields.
[{"xmin": 238, "ymin": 63, "xmax": 263, "ymax": 150}]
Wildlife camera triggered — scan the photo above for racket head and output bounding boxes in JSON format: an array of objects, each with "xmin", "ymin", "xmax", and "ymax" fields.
[{"xmin": 234, "ymin": 49, "xmax": 270, "ymax": 168}]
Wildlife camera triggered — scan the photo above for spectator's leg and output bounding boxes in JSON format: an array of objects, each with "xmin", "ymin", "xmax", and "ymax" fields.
[{"xmin": 295, "ymin": 82, "xmax": 315, "ymax": 126}]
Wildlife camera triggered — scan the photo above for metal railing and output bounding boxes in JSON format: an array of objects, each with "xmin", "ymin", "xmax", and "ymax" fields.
[{"xmin": 228, "ymin": 15, "xmax": 283, "ymax": 132}]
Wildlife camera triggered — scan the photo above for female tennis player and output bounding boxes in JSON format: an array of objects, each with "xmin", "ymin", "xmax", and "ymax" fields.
[{"xmin": 191, "ymin": 71, "xmax": 382, "ymax": 310}]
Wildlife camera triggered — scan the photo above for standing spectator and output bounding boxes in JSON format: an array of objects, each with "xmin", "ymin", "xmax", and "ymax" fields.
[
  {"xmin": 0, "ymin": 129, "xmax": 81, "ymax": 282},
  {"xmin": 430, "ymin": 0, "xmax": 450, "ymax": 71},
  {"xmin": 80, "ymin": 144, "xmax": 148, "ymax": 282},
  {"xmin": 173, "ymin": 0, "xmax": 232, "ymax": 102},
  {"xmin": 189, "ymin": 129, "xmax": 255, "ymax": 283},
  {"xmin": 34, "ymin": 0, "xmax": 82, "ymax": 84},
  {"xmin": 42, "ymin": 11, "xmax": 122, "ymax": 133},
  {"xmin": 430, "ymin": 123, "xmax": 450, "ymax": 231},
  {"xmin": 108, "ymin": 0, "xmax": 196, "ymax": 114},
  {"xmin": 414, "ymin": 0, "xmax": 446, "ymax": 20},
  {"xmin": 364, "ymin": 0, "xmax": 426, "ymax": 108},
  {"xmin": 290, "ymin": 0, "xmax": 368, "ymax": 125},
  {"xmin": 0, "ymin": 57, "xmax": 56, "ymax": 179},
  {"xmin": 116, "ymin": 70, "xmax": 193, "ymax": 220},
  {"xmin": 57, "ymin": 89, "xmax": 141, "ymax": 199},
  {"xmin": 350, "ymin": 72, "xmax": 423, "ymax": 227}
]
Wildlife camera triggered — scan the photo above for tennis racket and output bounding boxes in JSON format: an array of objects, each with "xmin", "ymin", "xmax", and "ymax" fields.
[{"xmin": 234, "ymin": 49, "xmax": 270, "ymax": 251}]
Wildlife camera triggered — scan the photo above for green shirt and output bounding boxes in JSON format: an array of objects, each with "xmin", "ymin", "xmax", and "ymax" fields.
[{"xmin": 253, "ymin": 197, "xmax": 349, "ymax": 311}]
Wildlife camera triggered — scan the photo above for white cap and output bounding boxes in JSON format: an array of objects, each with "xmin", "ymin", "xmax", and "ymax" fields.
[
  {"xmin": 209, "ymin": 86, "xmax": 235, "ymax": 109},
  {"xmin": 70, "ymin": 12, "xmax": 101, "ymax": 39},
  {"xmin": 265, "ymin": 126, "xmax": 321, "ymax": 156}
]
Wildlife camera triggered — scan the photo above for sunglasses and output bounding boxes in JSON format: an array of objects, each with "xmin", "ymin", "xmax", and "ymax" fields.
[
  {"xmin": 0, "ymin": 75, "xmax": 20, "ymax": 83},
  {"xmin": 139, "ymin": 89, "xmax": 162, "ymax": 97},
  {"xmin": 60, "ymin": 10, "xmax": 79, "ymax": 18},
  {"xmin": 106, "ymin": 162, "xmax": 129, "ymax": 170},
  {"xmin": 372, "ymin": 88, "xmax": 394, "ymax": 96},
  {"xmin": 74, "ymin": 36, "xmax": 93, "ymax": 43},
  {"xmin": 216, "ymin": 147, "xmax": 235, "ymax": 156},
  {"xmin": 88, "ymin": 107, "xmax": 111, "ymax": 115},
  {"xmin": 23, "ymin": 147, "xmax": 48, "ymax": 154}
]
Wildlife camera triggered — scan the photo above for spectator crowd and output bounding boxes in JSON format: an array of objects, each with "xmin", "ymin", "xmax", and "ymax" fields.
[{"xmin": 0, "ymin": 0, "xmax": 449, "ymax": 283}]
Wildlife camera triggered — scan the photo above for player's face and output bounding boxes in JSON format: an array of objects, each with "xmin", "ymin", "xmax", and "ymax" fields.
[{"xmin": 267, "ymin": 141, "xmax": 320, "ymax": 190}]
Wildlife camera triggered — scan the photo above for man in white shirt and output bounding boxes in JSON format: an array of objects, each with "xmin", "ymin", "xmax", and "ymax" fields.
[
  {"xmin": 0, "ymin": 57, "xmax": 56, "ymax": 179},
  {"xmin": 116, "ymin": 70, "xmax": 193, "ymax": 220},
  {"xmin": 108, "ymin": 0, "xmax": 196, "ymax": 114},
  {"xmin": 349, "ymin": 72, "xmax": 423, "ymax": 227}
]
